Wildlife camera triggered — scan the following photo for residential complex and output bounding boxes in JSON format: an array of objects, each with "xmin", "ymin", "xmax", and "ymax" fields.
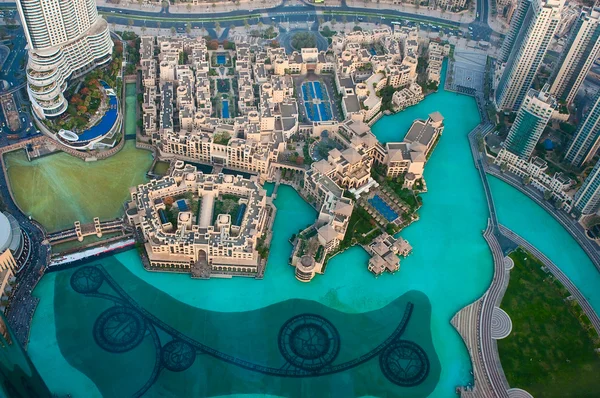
[
  {"xmin": 549, "ymin": 6, "xmax": 600, "ymax": 105},
  {"xmin": 17, "ymin": 0, "xmax": 113, "ymax": 119},
  {"xmin": 494, "ymin": 148, "xmax": 573, "ymax": 209},
  {"xmin": 134, "ymin": 27, "xmax": 449, "ymax": 280},
  {"xmin": 564, "ymin": 90, "xmax": 600, "ymax": 167},
  {"xmin": 503, "ymin": 87, "xmax": 556, "ymax": 159},
  {"xmin": 495, "ymin": 0, "xmax": 564, "ymax": 111},
  {"xmin": 126, "ymin": 162, "xmax": 273, "ymax": 278}
]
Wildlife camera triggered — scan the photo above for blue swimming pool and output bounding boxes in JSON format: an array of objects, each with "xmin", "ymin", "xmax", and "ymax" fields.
[
  {"xmin": 302, "ymin": 85, "xmax": 308, "ymax": 101},
  {"xmin": 222, "ymin": 99, "xmax": 230, "ymax": 119},
  {"xmin": 176, "ymin": 199, "xmax": 188, "ymax": 212},
  {"xmin": 368, "ymin": 195, "xmax": 398, "ymax": 222},
  {"xmin": 308, "ymin": 82, "xmax": 316, "ymax": 99},
  {"xmin": 318, "ymin": 103, "xmax": 330, "ymax": 121},
  {"xmin": 313, "ymin": 81, "xmax": 323, "ymax": 100},
  {"xmin": 216, "ymin": 55, "xmax": 226, "ymax": 65},
  {"xmin": 77, "ymin": 95, "xmax": 118, "ymax": 142}
]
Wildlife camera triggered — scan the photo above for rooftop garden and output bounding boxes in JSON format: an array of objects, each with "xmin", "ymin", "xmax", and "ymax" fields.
[
  {"xmin": 213, "ymin": 131, "xmax": 231, "ymax": 146},
  {"xmin": 499, "ymin": 248, "xmax": 600, "ymax": 397},
  {"xmin": 212, "ymin": 194, "xmax": 241, "ymax": 224},
  {"xmin": 44, "ymin": 41, "xmax": 122, "ymax": 132}
]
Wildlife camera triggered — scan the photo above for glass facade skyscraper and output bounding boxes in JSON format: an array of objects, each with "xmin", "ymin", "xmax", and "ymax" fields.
[
  {"xmin": 549, "ymin": 7, "xmax": 600, "ymax": 105},
  {"xmin": 574, "ymin": 159, "xmax": 600, "ymax": 215},
  {"xmin": 504, "ymin": 87, "xmax": 556, "ymax": 159},
  {"xmin": 495, "ymin": 0, "xmax": 564, "ymax": 111},
  {"xmin": 564, "ymin": 90, "xmax": 600, "ymax": 167}
]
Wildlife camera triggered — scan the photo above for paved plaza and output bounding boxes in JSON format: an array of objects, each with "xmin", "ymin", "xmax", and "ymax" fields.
[{"xmin": 451, "ymin": 50, "xmax": 487, "ymax": 92}]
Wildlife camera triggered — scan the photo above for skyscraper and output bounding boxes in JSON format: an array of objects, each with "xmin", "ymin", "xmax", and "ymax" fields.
[
  {"xmin": 16, "ymin": 0, "xmax": 114, "ymax": 119},
  {"xmin": 564, "ymin": 90, "xmax": 600, "ymax": 167},
  {"xmin": 504, "ymin": 87, "xmax": 556, "ymax": 159},
  {"xmin": 574, "ymin": 159, "xmax": 600, "ymax": 215},
  {"xmin": 549, "ymin": 6, "xmax": 600, "ymax": 105},
  {"xmin": 495, "ymin": 0, "xmax": 564, "ymax": 111},
  {"xmin": 499, "ymin": 0, "xmax": 532, "ymax": 63}
]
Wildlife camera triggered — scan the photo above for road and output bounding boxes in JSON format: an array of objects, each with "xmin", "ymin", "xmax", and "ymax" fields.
[{"xmin": 0, "ymin": 156, "xmax": 49, "ymax": 348}]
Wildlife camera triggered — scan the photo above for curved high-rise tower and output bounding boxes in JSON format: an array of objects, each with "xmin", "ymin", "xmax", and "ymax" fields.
[{"xmin": 16, "ymin": 0, "xmax": 113, "ymax": 119}]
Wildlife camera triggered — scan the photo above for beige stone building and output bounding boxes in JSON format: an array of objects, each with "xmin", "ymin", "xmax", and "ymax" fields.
[{"xmin": 126, "ymin": 163, "xmax": 272, "ymax": 278}]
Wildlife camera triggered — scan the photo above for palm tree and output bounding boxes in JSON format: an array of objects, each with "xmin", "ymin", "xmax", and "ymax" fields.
[
  {"xmin": 331, "ymin": 18, "xmax": 336, "ymax": 28},
  {"xmin": 243, "ymin": 19, "xmax": 250, "ymax": 32},
  {"xmin": 318, "ymin": 17, "xmax": 324, "ymax": 25},
  {"xmin": 215, "ymin": 21, "xmax": 221, "ymax": 34},
  {"xmin": 127, "ymin": 19, "xmax": 133, "ymax": 31},
  {"xmin": 161, "ymin": 0, "xmax": 168, "ymax": 9},
  {"xmin": 141, "ymin": 25, "xmax": 147, "ymax": 35},
  {"xmin": 230, "ymin": 23, "xmax": 236, "ymax": 32},
  {"xmin": 111, "ymin": 22, "xmax": 116, "ymax": 32},
  {"xmin": 157, "ymin": 21, "xmax": 161, "ymax": 34},
  {"xmin": 171, "ymin": 26, "xmax": 176, "ymax": 36},
  {"xmin": 186, "ymin": 22, "xmax": 192, "ymax": 34},
  {"xmin": 342, "ymin": 16, "xmax": 347, "ymax": 27},
  {"xmin": 186, "ymin": 3, "xmax": 192, "ymax": 13},
  {"xmin": 257, "ymin": 21, "xmax": 263, "ymax": 32},
  {"xmin": 137, "ymin": 0, "xmax": 142, "ymax": 9}
]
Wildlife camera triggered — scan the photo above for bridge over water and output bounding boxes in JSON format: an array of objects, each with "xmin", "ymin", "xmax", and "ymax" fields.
[{"xmin": 47, "ymin": 217, "xmax": 127, "ymax": 244}]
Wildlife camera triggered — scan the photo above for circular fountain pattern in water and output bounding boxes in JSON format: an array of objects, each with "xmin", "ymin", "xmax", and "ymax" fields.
[
  {"xmin": 93, "ymin": 306, "xmax": 147, "ymax": 353},
  {"xmin": 379, "ymin": 340, "xmax": 430, "ymax": 387},
  {"xmin": 278, "ymin": 313, "xmax": 340, "ymax": 371},
  {"xmin": 161, "ymin": 340, "xmax": 196, "ymax": 372},
  {"xmin": 70, "ymin": 266, "xmax": 104, "ymax": 293}
]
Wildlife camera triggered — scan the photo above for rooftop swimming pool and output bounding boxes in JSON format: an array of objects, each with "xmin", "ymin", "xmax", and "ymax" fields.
[{"xmin": 216, "ymin": 55, "xmax": 226, "ymax": 65}]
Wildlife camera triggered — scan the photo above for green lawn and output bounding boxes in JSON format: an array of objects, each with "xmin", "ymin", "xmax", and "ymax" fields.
[{"xmin": 499, "ymin": 248, "xmax": 600, "ymax": 397}]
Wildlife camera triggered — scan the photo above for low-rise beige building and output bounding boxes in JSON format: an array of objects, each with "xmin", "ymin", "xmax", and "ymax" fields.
[{"xmin": 126, "ymin": 163, "xmax": 273, "ymax": 278}]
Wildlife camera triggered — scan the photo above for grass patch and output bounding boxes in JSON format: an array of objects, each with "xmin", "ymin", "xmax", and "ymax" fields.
[{"xmin": 498, "ymin": 248, "xmax": 600, "ymax": 397}]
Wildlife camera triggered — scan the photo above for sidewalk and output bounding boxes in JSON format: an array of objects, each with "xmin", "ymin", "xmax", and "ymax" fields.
[
  {"xmin": 346, "ymin": 0, "xmax": 476, "ymax": 24},
  {"xmin": 94, "ymin": 0, "xmax": 285, "ymax": 14}
]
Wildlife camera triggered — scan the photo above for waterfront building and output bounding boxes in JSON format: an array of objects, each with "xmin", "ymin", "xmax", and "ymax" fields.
[
  {"xmin": 503, "ymin": 87, "xmax": 556, "ymax": 159},
  {"xmin": 366, "ymin": 233, "xmax": 412, "ymax": 276},
  {"xmin": 494, "ymin": 148, "xmax": 573, "ymax": 209},
  {"xmin": 17, "ymin": 0, "xmax": 113, "ymax": 119},
  {"xmin": 573, "ymin": 159, "xmax": 600, "ymax": 215},
  {"xmin": 426, "ymin": 42, "xmax": 450, "ymax": 85},
  {"xmin": 564, "ymin": 90, "xmax": 600, "ymax": 167},
  {"xmin": 549, "ymin": 6, "xmax": 600, "ymax": 105},
  {"xmin": 495, "ymin": 0, "xmax": 564, "ymax": 111},
  {"xmin": 385, "ymin": 112, "xmax": 444, "ymax": 188},
  {"xmin": 126, "ymin": 162, "xmax": 273, "ymax": 278},
  {"xmin": 392, "ymin": 83, "xmax": 424, "ymax": 111},
  {"xmin": 290, "ymin": 194, "xmax": 354, "ymax": 282}
]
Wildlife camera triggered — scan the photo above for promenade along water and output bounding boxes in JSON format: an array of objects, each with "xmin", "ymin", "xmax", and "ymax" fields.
[
  {"xmin": 24, "ymin": 67, "xmax": 600, "ymax": 397},
  {"xmin": 3, "ymin": 83, "xmax": 152, "ymax": 232}
]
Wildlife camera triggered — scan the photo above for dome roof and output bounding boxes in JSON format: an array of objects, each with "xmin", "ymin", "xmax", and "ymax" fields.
[{"xmin": 0, "ymin": 212, "xmax": 13, "ymax": 253}]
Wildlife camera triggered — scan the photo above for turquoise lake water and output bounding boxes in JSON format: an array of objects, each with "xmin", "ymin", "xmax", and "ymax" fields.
[{"xmin": 25, "ymin": 62, "xmax": 600, "ymax": 397}]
